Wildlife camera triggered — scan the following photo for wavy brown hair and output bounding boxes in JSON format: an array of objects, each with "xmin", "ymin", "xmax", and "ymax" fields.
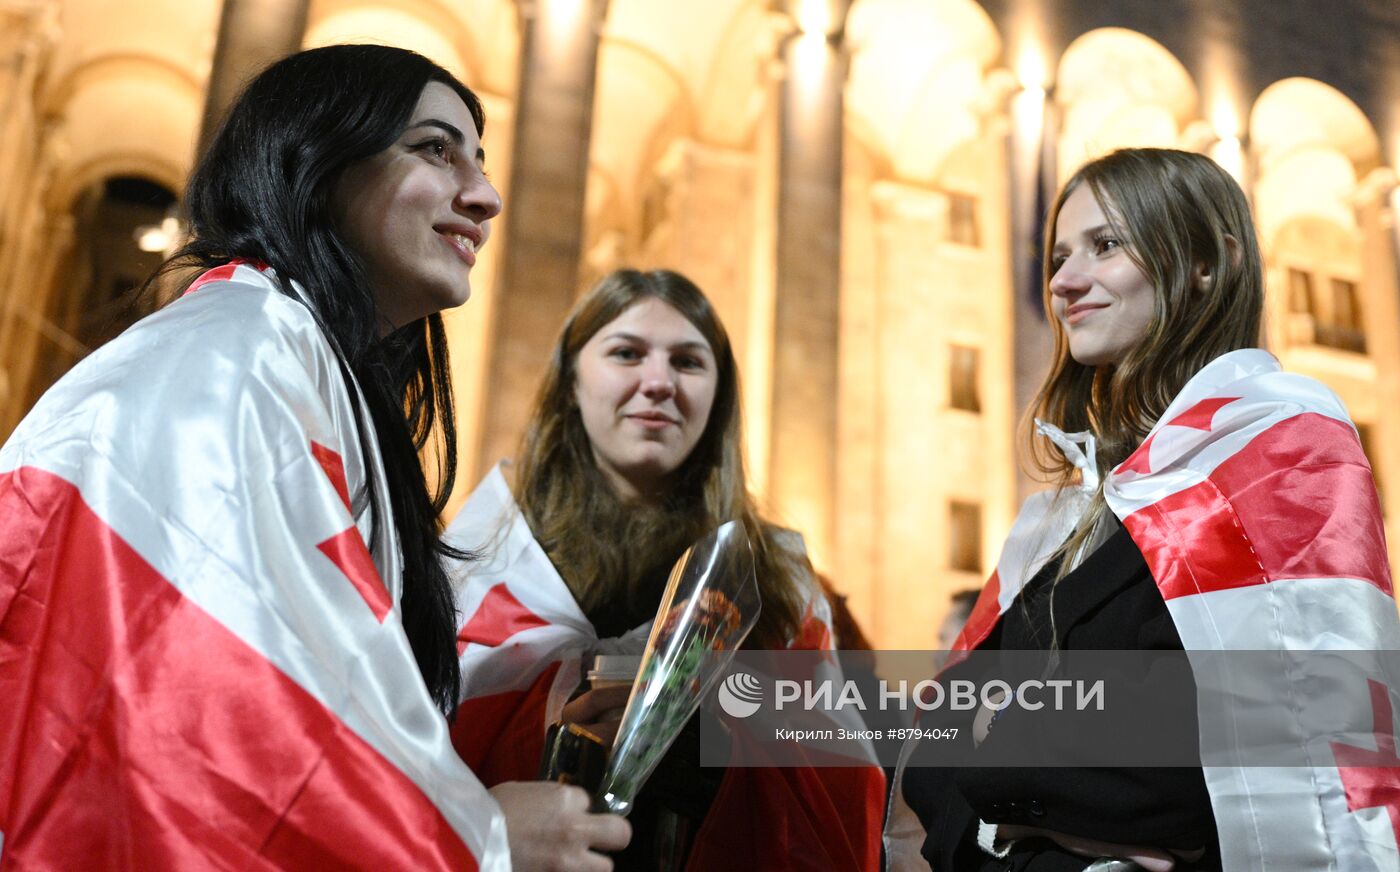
[
  {"xmin": 1026, "ymin": 148, "xmax": 1264, "ymax": 575},
  {"xmin": 513, "ymin": 269, "xmax": 805, "ymax": 647}
]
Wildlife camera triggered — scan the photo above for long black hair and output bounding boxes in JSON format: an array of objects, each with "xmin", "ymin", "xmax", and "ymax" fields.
[{"xmin": 166, "ymin": 44, "xmax": 477, "ymax": 715}]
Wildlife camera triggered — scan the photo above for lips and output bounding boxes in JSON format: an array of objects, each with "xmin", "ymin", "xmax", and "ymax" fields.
[
  {"xmin": 626, "ymin": 411, "xmax": 679, "ymax": 430},
  {"xmin": 436, "ymin": 225, "xmax": 483, "ymax": 266},
  {"xmin": 1064, "ymin": 302, "xmax": 1109, "ymax": 326}
]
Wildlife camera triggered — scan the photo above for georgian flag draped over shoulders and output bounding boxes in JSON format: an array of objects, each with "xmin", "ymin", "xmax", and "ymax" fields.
[
  {"xmin": 949, "ymin": 349, "xmax": 1400, "ymax": 872},
  {"xmin": 0, "ymin": 263, "xmax": 509, "ymax": 870},
  {"xmin": 444, "ymin": 465, "xmax": 886, "ymax": 870}
]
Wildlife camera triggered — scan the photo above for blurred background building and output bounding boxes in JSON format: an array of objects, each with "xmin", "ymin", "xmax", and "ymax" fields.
[{"xmin": 2, "ymin": 0, "xmax": 1399, "ymax": 647}]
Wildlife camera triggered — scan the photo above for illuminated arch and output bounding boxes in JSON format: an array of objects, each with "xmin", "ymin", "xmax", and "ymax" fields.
[
  {"xmin": 694, "ymin": 2, "xmax": 783, "ymax": 148},
  {"xmin": 1251, "ymin": 77, "xmax": 1380, "ymax": 173},
  {"xmin": 1054, "ymin": 28, "xmax": 1198, "ymax": 182},
  {"xmin": 304, "ymin": 4, "xmax": 471, "ymax": 82},
  {"xmin": 1248, "ymin": 78, "xmax": 1383, "ymax": 355},
  {"xmin": 305, "ymin": 0, "xmax": 519, "ymax": 94},
  {"xmin": 587, "ymin": 0, "xmax": 768, "ymax": 243},
  {"xmin": 45, "ymin": 60, "xmax": 201, "ymax": 211},
  {"xmin": 1250, "ymin": 79, "xmax": 1381, "ymax": 246},
  {"xmin": 845, "ymin": 0, "xmax": 1002, "ymax": 184}
]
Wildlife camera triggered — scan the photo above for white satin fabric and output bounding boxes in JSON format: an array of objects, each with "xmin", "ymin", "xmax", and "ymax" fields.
[
  {"xmin": 886, "ymin": 349, "xmax": 1400, "ymax": 872},
  {"xmin": 0, "ymin": 263, "xmax": 510, "ymax": 869}
]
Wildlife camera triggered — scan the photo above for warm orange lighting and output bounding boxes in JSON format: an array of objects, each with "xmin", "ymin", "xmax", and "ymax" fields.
[
  {"xmin": 792, "ymin": 28, "xmax": 827, "ymax": 69},
  {"xmin": 1016, "ymin": 48, "xmax": 1047, "ymax": 94},
  {"xmin": 544, "ymin": 0, "xmax": 585, "ymax": 17},
  {"xmin": 1211, "ymin": 100, "xmax": 1241, "ymax": 142},
  {"xmin": 795, "ymin": 0, "xmax": 831, "ymax": 38},
  {"xmin": 133, "ymin": 216, "xmax": 181, "ymax": 253},
  {"xmin": 1210, "ymin": 136, "xmax": 1245, "ymax": 185},
  {"xmin": 1012, "ymin": 80, "xmax": 1045, "ymax": 141},
  {"xmin": 541, "ymin": 0, "xmax": 590, "ymax": 55},
  {"xmin": 788, "ymin": 0, "xmax": 834, "ymax": 87},
  {"xmin": 1208, "ymin": 99, "xmax": 1245, "ymax": 183}
]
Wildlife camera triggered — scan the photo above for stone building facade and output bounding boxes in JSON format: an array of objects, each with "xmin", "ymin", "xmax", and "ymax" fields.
[{"xmin": 2, "ymin": 0, "xmax": 1398, "ymax": 646}]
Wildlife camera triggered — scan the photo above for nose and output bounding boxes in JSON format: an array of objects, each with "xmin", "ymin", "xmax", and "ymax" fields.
[
  {"xmin": 1049, "ymin": 256, "xmax": 1090, "ymax": 299},
  {"xmin": 639, "ymin": 356, "xmax": 676, "ymax": 400},
  {"xmin": 456, "ymin": 172, "xmax": 502, "ymax": 224}
]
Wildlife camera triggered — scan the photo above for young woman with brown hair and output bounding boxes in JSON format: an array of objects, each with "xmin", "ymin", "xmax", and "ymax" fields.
[
  {"xmin": 894, "ymin": 148, "xmax": 1398, "ymax": 872},
  {"xmin": 447, "ymin": 268, "xmax": 885, "ymax": 870}
]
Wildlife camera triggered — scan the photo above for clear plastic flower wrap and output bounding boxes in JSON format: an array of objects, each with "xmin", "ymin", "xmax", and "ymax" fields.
[{"xmin": 594, "ymin": 520, "xmax": 760, "ymax": 815}]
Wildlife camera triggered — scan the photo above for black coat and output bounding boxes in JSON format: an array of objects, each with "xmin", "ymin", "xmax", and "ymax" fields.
[{"xmin": 902, "ymin": 521, "xmax": 1221, "ymax": 872}]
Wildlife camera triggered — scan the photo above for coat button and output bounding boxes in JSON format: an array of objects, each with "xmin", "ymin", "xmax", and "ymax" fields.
[{"xmin": 1028, "ymin": 799, "xmax": 1046, "ymax": 818}]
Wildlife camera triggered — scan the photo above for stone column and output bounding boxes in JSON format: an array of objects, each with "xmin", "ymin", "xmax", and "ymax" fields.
[
  {"xmin": 766, "ymin": 0, "xmax": 849, "ymax": 570},
  {"xmin": 0, "ymin": 118, "xmax": 66, "ymax": 435},
  {"xmin": 441, "ymin": 92, "xmax": 514, "ymax": 515},
  {"xmin": 3, "ymin": 212, "xmax": 75, "ymax": 432},
  {"xmin": 1356, "ymin": 170, "xmax": 1400, "ymax": 582},
  {"xmin": 476, "ymin": 0, "xmax": 608, "ymax": 471},
  {"xmin": 1009, "ymin": 82, "xmax": 1056, "ymax": 503},
  {"xmin": 0, "ymin": 1, "xmax": 55, "ymax": 238},
  {"xmin": 195, "ymin": 0, "xmax": 310, "ymax": 158},
  {"xmin": 640, "ymin": 139, "xmax": 757, "ymax": 369},
  {"xmin": 0, "ymin": 0, "xmax": 58, "ymax": 421}
]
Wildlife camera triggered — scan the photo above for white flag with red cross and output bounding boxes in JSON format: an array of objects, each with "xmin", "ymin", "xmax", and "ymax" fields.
[
  {"xmin": 445, "ymin": 464, "xmax": 886, "ymax": 870},
  {"xmin": 0, "ymin": 263, "xmax": 509, "ymax": 870},
  {"xmin": 950, "ymin": 349, "xmax": 1400, "ymax": 872}
]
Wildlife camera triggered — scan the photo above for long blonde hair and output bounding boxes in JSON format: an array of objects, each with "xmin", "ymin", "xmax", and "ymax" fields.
[
  {"xmin": 513, "ymin": 269, "xmax": 804, "ymax": 647},
  {"xmin": 1026, "ymin": 148, "xmax": 1264, "ymax": 579}
]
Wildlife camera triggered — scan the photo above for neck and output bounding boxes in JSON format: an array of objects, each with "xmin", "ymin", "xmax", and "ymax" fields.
[{"xmin": 597, "ymin": 462, "xmax": 664, "ymax": 508}]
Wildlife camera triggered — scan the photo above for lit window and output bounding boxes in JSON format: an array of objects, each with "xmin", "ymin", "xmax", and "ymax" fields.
[
  {"xmin": 949, "ymin": 501, "xmax": 982, "ymax": 573},
  {"xmin": 949, "ymin": 344, "xmax": 980, "ymax": 413},
  {"xmin": 1287, "ymin": 268, "xmax": 1313, "ymax": 315},
  {"xmin": 1325, "ymin": 278, "xmax": 1366, "ymax": 353},
  {"xmin": 1312, "ymin": 277, "xmax": 1365, "ymax": 353},
  {"xmin": 947, "ymin": 193, "xmax": 979, "ymax": 247}
]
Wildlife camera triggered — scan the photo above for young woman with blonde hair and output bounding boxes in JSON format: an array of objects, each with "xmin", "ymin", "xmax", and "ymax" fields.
[{"xmin": 895, "ymin": 148, "xmax": 1398, "ymax": 872}]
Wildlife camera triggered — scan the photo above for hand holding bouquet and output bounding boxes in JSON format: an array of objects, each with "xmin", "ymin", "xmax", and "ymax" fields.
[{"xmin": 594, "ymin": 520, "xmax": 760, "ymax": 815}]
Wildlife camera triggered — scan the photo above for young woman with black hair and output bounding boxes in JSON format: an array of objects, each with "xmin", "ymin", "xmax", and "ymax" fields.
[{"xmin": 0, "ymin": 44, "xmax": 627, "ymax": 871}]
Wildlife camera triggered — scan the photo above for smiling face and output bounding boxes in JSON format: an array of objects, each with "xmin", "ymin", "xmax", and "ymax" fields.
[
  {"xmin": 573, "ymin": 297, "xmax": 719, "ymax": 503},
  {"xmin": 1049, "ymin": 184, "xmax": 1158, "ymax": 367},
  {"xmin": 331, "ymin": 81, "xmax": 502, "ymax": 329}
]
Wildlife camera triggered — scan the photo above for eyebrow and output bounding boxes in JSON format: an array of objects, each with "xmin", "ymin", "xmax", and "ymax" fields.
[
  {"xmin": 603, "ymin": 331, "xmax": 713, "ymax": 353},
  {"xmin": 405, "ymin": 119, "xmax": 487, "ymax": 164},
  {"xmin": 1053, "ymin": 223, "xmax": 1114, "ymax": 251}
]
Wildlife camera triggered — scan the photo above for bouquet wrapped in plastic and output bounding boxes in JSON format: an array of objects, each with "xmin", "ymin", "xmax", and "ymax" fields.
[{"xmin": 594, "ymin": 520, "xmax": 760, "ymax": 815}]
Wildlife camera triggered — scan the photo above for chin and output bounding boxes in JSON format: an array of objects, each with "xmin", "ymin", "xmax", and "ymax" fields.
[
  {"xmin": 624, "ymin": 454, "xmax": 682, "ymax": 482},
  {"xmin": 422, "ymin": 286, "xmax": 472, "ymax": 318},
  {"xmin": 1068, "ymin": 339, "xmax": 1107, "ymax": 367},
  {"xmin": 442, "ymin": 280, "xmax": 474, "ymax": 308}
]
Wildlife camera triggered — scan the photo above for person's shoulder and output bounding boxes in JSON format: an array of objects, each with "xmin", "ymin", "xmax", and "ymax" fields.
[
  {"xmin": 757, "ymin": 522, "xmax": 825, "ymax": 598},
  {"xmin": 154, "ymin": 265, "xmax": 327, "ymax": 364},
  {"xmin": 1196, "ymin": 348, "xmax": 1348, "ymax": 420},
  {"xmin": 444, "ymin": 463, "xmax": 524, "ymax": 567},
  {"xmin": 759, "ymin": 522, "xmax": 816, "ymax": 575},
  {"xmin": 4, "ymin": 265, "xmax": 341, "ymax": 467},
  {"xmin": 762, "ymin": 523, "xmax": 806, "ymax": 557}
]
